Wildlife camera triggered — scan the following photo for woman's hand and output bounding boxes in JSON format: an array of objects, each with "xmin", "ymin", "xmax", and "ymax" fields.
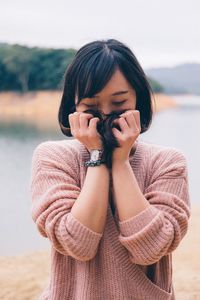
[
  {"xmin": 112, "ymin": 110, "xmax": 141, "ymax": 163},
  {"xmin": 68, "ymin": 111, "xmax": 103, "ymax": 151}
]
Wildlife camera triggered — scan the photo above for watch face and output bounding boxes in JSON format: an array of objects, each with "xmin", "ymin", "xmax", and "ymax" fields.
[{"xmin": 91, "ymin": 150, "xmax": 100, "ymax": 161}]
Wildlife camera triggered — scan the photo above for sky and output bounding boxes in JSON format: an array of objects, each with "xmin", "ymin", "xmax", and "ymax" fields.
[{"xmin": 0, "ymin": 0, "xmax": 199, "ymax": 69}]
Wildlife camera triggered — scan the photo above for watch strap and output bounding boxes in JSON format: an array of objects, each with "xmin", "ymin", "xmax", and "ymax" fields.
[{"xmin": 84, "ymin": 149, "xmax": 105, "ymax": 167}]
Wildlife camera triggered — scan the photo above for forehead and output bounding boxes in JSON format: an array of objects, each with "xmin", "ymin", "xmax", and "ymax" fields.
[
  {"xmin": 94, "ymin": 69, "xmax": 131, "ymax": 96},
  {"xmin": 76, "ymin": 69, "xmax": 134, "ymax": 103}
]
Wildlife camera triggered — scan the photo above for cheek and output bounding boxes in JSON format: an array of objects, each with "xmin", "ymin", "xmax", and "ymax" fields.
[
  {"xmin": 129, "ymin": 98, "xmax": 136, "ymax": 109},
  {"xmin": 75, "ymin": 104, "xmax": 83, "ymax": 112}
]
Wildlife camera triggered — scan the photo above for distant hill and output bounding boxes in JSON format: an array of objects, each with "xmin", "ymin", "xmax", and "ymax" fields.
[
  {"xmin": 145, "ymin": 63, "xmax": 200, "ymax": 95},
  {"xmin": 5, "ymin": 43, "xmax": 200, "ymax": 95}
]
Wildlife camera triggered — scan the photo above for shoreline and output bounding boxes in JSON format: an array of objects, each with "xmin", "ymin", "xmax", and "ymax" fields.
[
  {"xmin": 0, "ymin": 203, "xmax": 199, "ymax": 299},
  {"xmin": 0, "ymin": 91, "xmax": 178, "ymax": 132}
]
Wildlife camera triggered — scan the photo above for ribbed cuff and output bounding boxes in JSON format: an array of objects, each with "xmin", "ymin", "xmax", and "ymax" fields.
[
  {"xmin": 118, "ymin": 205, "xmax": 159, "ymax": 237},
  {"xmin": 62, "ymin": 212, "xmax": 103, "ymax": 260},
  {"xmin": 67, "ymin": 212, "xmax": 103, "ymax": 238},
  {"xmin": 67, "ymin": 213, "xmax": 103, "ymax": 237}
]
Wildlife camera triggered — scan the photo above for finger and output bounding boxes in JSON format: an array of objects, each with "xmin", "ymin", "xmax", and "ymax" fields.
[
  {"xmin": 123, "ymin": 111, "xmax": 137, "ymax": 130},
  {"xmin": 73, "ymin": 111, "xmax": 81, "ymax": 130},
  {"xmin": 117, "ymin": 117, "xmax": 129, "ymax": 133},
  {"xmin": 133, "ymin": 110, "xmax": 141, "ymax": 130},
  {"xmin": 112, "ymin": 127, "xmax": 123, "ymax": 140},
  {"xmin": 79, "ymin": 112, "xmax": 94, "ymax": 130},
  {"xmin": 68, "ymin": 113, "xmax": 74, "ymax": 131},
  {"xmin": 88, "ymin": 117, "xmax": 100, "ymax": 135},
  {"xmin": 119, "ymin": 109, "xmax": 134, "ymax": 118},
  {"xmin": 121, "ymin": 110, "xmax": 141, "ymax": 131}
]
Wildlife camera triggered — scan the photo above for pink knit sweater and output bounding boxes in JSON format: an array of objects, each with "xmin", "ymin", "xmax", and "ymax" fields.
[{"xmin": 30, "ymin": 138, "xmax": 191, "ymax": 300}]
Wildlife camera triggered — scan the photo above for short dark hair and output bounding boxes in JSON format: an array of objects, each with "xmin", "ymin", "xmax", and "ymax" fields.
[{"xmin": 58, "ymin": 39, "xmax": 155, "ymax": 137}]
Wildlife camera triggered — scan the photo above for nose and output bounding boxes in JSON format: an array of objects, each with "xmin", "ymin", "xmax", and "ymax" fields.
[
  {"xmin": 94, "ymin": 102, "xmax": 113, "ymax": 117},
  {"xmin": 98, "ymin": 109, "xmax": 112, "ymax": 119},
  {"xmin": 101, "ymin": 112, "xmax": 111, "ymax": 120}
]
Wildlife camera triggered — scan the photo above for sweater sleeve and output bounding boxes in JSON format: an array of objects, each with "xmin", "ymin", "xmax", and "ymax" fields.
[
  {"xmin": 30, "ymin": 142, "xmax": 103, "ymax": 261},
  {"xmin": 118, "ymin": 148, "xmax": 191, "ymax": 266}
]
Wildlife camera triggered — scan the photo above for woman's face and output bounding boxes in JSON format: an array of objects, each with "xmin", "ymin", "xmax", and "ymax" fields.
[{"xmin": 75, "ymin": 68, "xmax": 136, "ymax": 116}]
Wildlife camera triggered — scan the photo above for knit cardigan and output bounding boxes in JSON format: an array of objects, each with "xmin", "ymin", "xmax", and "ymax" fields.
[{"xmin": 30, "ymin": 138, "xmax": 191, "ymax": 300}]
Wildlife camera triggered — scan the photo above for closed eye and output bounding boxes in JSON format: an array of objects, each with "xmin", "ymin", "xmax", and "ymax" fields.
[
  {"xmin": 84, "ymin": 104, "xmax": 96, "ymax": 107},
  {"xmin": 83, "ymin": 100, "xmax": 127, "ymax": 107},
  {"xmin": 113, "ymin": 100, "xmax": 126, "ymax": 105}
]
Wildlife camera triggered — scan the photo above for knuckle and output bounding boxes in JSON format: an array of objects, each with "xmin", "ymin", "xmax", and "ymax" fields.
[
  {"xmin": 89, "ymin": 117, "xmax": 96, "ymax": 122},
  {"xmin": 70, "ymin": 112, "xmax": 78, "ymax": 118},
  {"xmin": 79, "ymin": 113, "xmax": 87, "ymax": 119},
  {"xmin": 81, "ymin": 113, "xmax": 93, "ymax": 118},
  {"xmin": 74, "ymin": 112, "xmax": 80, "ymax": 117},
  {"xmin": 127, "ymin": 111, "xmax": 132, "ymax": 115},
  {"xmin": 89, "ymin": 119, "xmax": 97, "ymax": 127},
  {"xmin": 136, "ymin": 127, "xmax": 140, "ymax": 133},
  {"xmin": 86, "ymin": 113, "xmax": 94, "ymax": 117}
]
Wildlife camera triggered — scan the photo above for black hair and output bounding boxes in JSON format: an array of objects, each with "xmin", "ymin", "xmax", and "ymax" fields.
[{"xmin": 58, "ymin": 38, "xmax": 155, "ymax": 137}]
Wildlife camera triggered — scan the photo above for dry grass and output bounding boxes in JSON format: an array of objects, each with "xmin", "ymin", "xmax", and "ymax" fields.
[{"xmin": 0, "ymin": 91, "xmax": 178, "ymax": 132}]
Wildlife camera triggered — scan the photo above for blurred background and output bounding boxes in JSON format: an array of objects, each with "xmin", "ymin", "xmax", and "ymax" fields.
[{"xmin": 0, "ymin": 0, "xmax": 199, "ymax": 299}]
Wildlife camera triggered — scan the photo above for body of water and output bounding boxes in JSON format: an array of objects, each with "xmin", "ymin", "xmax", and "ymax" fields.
[{"xmin": 0, "ymin": 94, "xmax": 199, "ymax": 255}]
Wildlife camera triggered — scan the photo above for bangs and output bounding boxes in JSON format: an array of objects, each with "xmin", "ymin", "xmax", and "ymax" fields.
[{"xmin": 75, "ymin": 50, "xmax": 118, "ymax": 104}]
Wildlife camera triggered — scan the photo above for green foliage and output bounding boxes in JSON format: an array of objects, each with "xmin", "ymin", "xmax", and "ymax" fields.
[
  {"xmin": 0, "ymin": 43, "xmax": 164, "ymax": 93},
  {"xmin": 0, "ymin": 43, "xmax": 76, "ymax": 92}
]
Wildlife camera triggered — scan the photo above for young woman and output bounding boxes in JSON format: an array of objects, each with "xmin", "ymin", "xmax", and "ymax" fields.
[{"xmin": 30, "ymin": 39, "xmax": 191, "ymax": 300}]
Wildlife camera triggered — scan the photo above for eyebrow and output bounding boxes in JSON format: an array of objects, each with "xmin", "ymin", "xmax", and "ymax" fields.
[{"xmin": 93, "ymin": 90, "xmax": 129, "ymax": 97}]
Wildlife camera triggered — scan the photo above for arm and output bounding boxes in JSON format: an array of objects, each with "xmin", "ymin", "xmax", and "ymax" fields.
[
  {"xmin": 112, "ymin": 149, "xmax": 191, "ymax": 266},
  {"xmin": 112, "ymin": 160, "xmax": 150, "ymax": 221},
  {"xmin": 70, "ymin": 163, "xmax": 109, "ymax": 234},
  {"xmin": 30, "ymin": 142, "xmax": 109, "ymax": 261}
]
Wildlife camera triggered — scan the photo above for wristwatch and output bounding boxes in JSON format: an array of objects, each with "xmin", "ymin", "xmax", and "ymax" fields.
[{"xmin": 84, "ymin": 149, "xmax": 105, "ymax": 167}]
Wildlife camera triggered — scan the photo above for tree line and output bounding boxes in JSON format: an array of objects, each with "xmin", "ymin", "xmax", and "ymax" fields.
[{"xmin": 0, "ymin": 43, "xmax": 163, "ymax": 93}]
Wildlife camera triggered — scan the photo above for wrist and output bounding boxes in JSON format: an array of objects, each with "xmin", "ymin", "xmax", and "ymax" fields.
[
  {"xmin": 112, "ymin": 159, "xmax": 130, "ymax": 169},
  {"xmin": 84, "ymin": 149, "xmax": 106, "ymax": 167}
]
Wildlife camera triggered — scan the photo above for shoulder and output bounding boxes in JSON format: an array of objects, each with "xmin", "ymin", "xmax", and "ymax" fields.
[
  {"xmin": 31, "ymin": 138, "xmax": 85, "ymax": 169},
  {"xmin": 138, "ymin": 139, "xmax": 188, "ymax": 177},
  {"xmin": 139, "ymin": 139, "xmax": 187, "ymax": 162}
]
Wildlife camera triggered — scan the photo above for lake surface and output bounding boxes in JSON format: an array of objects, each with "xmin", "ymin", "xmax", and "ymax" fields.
[{"xmin": 0, "ymin": 94, "xmax": 199, "ymax": 256}]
